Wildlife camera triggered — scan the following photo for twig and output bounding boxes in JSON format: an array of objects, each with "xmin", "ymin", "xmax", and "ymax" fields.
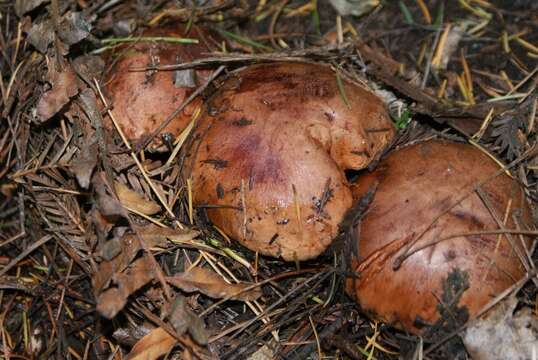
[{"xmin": 0, "ymin": 235, "xmax": 52, "ymax": 277}]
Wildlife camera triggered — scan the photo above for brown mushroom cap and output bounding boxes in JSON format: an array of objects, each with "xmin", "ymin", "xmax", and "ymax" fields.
[
  {"xmin": 347, "ymin": 140, "xmax": 533, "ymax": 334},
  {"xmin": 188, "ymin": 62, "xmax": 395, "ymax": 260},
  {"xmin": 102, "ymin": 24, "xmax": 221, "ymax": 150}
]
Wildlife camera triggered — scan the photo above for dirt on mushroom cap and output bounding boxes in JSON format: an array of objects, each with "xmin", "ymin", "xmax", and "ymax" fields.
[
  {"xmin": 347, "ymin": 139, "xmax": 533, "ymax": 334},
  {"xmin": 188, "ymin": 62, "xmax": 396, "ymax": 261}
]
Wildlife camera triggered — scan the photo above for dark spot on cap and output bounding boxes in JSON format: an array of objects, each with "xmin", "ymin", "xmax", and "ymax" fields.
[
  {"xmin": 269, "ymin": 233, "xmax": 279, "ymax": 244},
  {"xmin": 202, "ymin": 158, "xmax": 228, "ymax": 169},
  {"xmin": 216, "ymin": 183, "xmax": 224, "ymax": 199},
  {"xmin": 231, "ymin": 117, "xmax": 253, "ymax": 126},
  {"xmin": 444, "ymin": 250, "xmax": 457, "ymax": 261}
]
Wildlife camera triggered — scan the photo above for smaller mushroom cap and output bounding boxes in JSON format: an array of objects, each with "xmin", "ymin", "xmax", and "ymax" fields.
[{"xmin": 102, "ymin": 24, "xmax": 221, "ymax": 150}]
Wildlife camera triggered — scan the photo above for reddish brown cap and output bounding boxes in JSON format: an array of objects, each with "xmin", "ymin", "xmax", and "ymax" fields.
[
  {"xmin": 102, "ymin": 24, "xmax": 222, "ymax": 150},
  {"xmin": 188, "ymin": 62, "xmax": 395, "ymax": 260},
  {"xmin": 347, "ymin": 140, "xmax": 533, "ymax": 333}
]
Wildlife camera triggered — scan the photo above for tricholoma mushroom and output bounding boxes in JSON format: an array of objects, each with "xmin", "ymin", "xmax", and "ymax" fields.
[
  {"xmin": 347, "ymin": 140, "xmax": 533, "ymax": 334},
  {"xmin": 102, "ymin": 24, "xmax": 222, "ymax": 151},
  {"xmin": 188, "ymin": 62, "xmax": 395, "ymax": 260}
]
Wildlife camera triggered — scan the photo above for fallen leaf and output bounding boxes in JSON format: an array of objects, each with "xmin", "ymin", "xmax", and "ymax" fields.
[
  {"xmin": 72, "ymin": 55, "xmax": 105, "ymax": 84},
  {"xmin": 113, "ymin": 322, "xmax": 153, "ymax": 347},
  {"xmin": 329, "ymin": 0, "xmax": 379, "ymax": 17},
  {"xmin": 57, "ymin": 12, "xmax": 92, "ymax": 46},
  {"xmin": 36, "ymin": 64, "xmax": 80, "ymax": 122},
  {"xmin": 125, "ymin": 327, "xmax": 176, "ymax": 360},
  {"xmin": 169, "ymin": 295, "xmax": 208, "ymax": 346},
  {"xmin": 166, "ymin": 267, "xmax": 262, "ymax": 302},
  {"xmin": 115, "ymin": 181, "xmax": 161, "ymax": 215},
  {"xmin": 97, "ymin": 255, "xmax": 155, "ymax": 319},
  {"xmin": 26, "ymin": 20, "xmax": 55, "ymax": 54},
  {"xmin": 133, "ymin": 225, "xmax": 199, "ymax": 245},
  {"xmin": 14, "ymin": 0, "xmax": 49, "ymax": 17},
  {"xmin": 463, "ymin": 296, "xmax": 538, "ymax": 360},
  {"xmin": 93, "ymin": 225, "xmax": 198, "ymax": 294},
  {"xmin": 71, "ymin": 140, "xmax": 98, "ymax": 189}
]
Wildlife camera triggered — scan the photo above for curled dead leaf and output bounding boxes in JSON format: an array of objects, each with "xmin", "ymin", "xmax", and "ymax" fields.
[
  {"xmin": 71, "ymin": 140, "xmax": 98, "ymax": 189},
  {"xmin": 125, "ymin": 327, "xmax": 176, "ymax": 360},
  {"xmin": 166, "ymin": 267, "xmax": 262, "ymax": 302},
  {"xmin": 57, "ymin": 11, "xmax": 92, "ymax": 46},
  {"xmin": 36, "ymin": 64, "xmax": 80, "ymax": 122},
  {"xmin": 15, "ymin": 0, "xmax": 49, "ymax": 17},
  {"xmin": 169, "ymin": 295, "xmax": 208, "ymax": 346},
  {"xmin": 97, "ymin": 255, "xmax": 155, "ymax": 319},
  {"xmin": 25, "ymin": 20, "xmax": 54, "ymax": 53},
  {"xmin": 114, "ymin": 181, "xmax": 161, "ymax": 215},
  {"xmin": 463, "ymin": 296, "xmax": 538, "ymax": 360},
  {"xmin": 133, "ymin": 225, "xmax": 200, "ymax": 245},
  {"xmin": 93, "ymin": 224, "xmax": 198, "ymax": 294}
]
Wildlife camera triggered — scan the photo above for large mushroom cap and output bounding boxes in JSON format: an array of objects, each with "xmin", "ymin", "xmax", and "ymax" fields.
[
  {"xmin": 102, "ymin": 24, "xmax": 221, "ymax": 151},
  {"xmin": 347, "ymin": 140, "xmax": 533, "ymax": 334},
  {"xmin": 188, "ymin": 62, "xmax": 395, "ymax": 260}
]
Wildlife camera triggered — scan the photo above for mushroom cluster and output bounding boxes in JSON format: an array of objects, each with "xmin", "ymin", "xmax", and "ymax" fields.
[{"xmin": 101, "ymin": 23, "xmax": 534, "ymax": 336}]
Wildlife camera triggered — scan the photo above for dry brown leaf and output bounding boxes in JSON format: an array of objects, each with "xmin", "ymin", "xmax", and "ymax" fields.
[
  {"xmin": 93, "ymin": 225, "xmax": 198, "ymax": 294},
  {"xmin": 134, "ymin": 225, "xmax": 200, "ymax": 246},
  {"xmin": 93, "ymin": 172, "xmax": 128, "ymax": 220},
  {"xmin": 25, "ymin": 19, "xmax": 54, "ymax": 53},
  {"xmin": 93, "ymin": 234, "xmax": 138, "ymax": 294},
  {"xmin": 15, "ymin": 0, "xmax": 49, "ymax": 17},
  {"xmin": 168, "ymin": 295, "xmax": 208, "ymax": 345},
  {"xmin": 97, "ymin": 255, "xmax": 155, "ymax": 319},
  {"xmin": 166, "ymin": 267, "xmax": 262, "ymax": 302},
  {"xmin": 36, "ymin": 64, "xmax": 80, "ymax": 122},
  {"xmin": 71, "ymin": 140, "xmax": 98, "ymax": 189},
  {"xmin": 57, "ymin": 11, "xmax": 92, "ymax": 46},
  {"xmin": 114, "ymin": 181, "xmax": 161, "ymax": 215},
  {"xmin": 125, "ymin": 327, "xmax": 176, "ymax": 360}
]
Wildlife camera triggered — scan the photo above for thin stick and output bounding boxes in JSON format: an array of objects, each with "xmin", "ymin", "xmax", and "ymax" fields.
[
  {"xmin": 309, "ymin": 315, "xmax": 322, "ymax": 360},
  {"xmin": 0, "ymin": 235, "xmax": 51, "ymax": 277}
]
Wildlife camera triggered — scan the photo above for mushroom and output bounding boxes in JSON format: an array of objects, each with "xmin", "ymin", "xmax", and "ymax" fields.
[
  {"xmin": 188, "ymin": 62, "xmax": 396, "ymax": 260},
  {"xmin": 346, "ymin": 140, "xmax": 533, "ymax": 334},
  {"xmin": 102, "ymin": 24, "xmax": 222, "ymax": 151}
]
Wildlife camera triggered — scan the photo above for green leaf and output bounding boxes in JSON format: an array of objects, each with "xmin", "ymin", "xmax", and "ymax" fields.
[
  {"xmin": 311, "ymin": 0, "xmax": 321, "ymax": 35},
  {"xmin": 395, "ymin": 109, "xmax": 411, "ymax": 129},
  {"xmin": 335, "ymin": 68, "xmax": 351, "ymax": 110},
  {"xmin": 218, "ymin": 29, "xmax": 271, "ymax": 51},
  {"xmin": 398, "ymin": 1, "xmax": 414, "ymax": 25},
  {"xmin": 433, "ymin": 1, "xmax": 445, "ymax": 28}
]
